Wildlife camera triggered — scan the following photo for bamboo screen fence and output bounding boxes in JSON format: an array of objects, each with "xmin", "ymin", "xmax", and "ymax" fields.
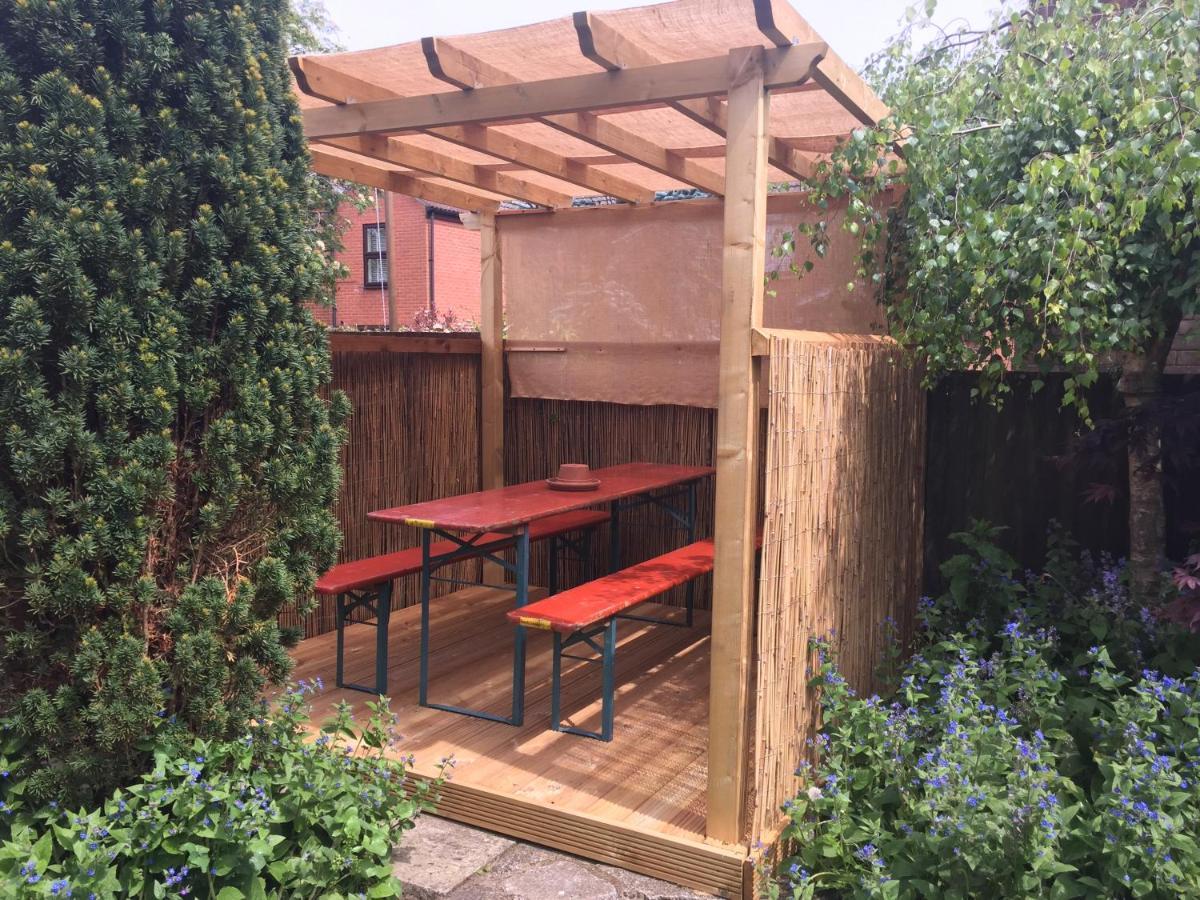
[
  {"xmin": 282, "ymin": 345, "xmax": 482, "ymax": 637},
  {"xmin": 750, "ymin": 334, "xmax": 926, "ymax": 843}
]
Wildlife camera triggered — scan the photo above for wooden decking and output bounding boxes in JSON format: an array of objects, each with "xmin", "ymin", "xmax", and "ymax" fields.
[{"xmin": 290, "ymin": 586, "xmax": 748, "ymax": 898}]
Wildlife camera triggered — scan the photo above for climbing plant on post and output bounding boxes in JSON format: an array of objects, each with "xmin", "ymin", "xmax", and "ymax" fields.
[
  {"xmin": 781, "ymin": 0, "xmax": 1200, "ymax": 599},
  {"xmin": 0, "ymin": 0, "xmax": 348, "ymax": 800}
]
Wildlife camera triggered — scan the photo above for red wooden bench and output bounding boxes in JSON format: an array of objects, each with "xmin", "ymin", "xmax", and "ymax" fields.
[
  {"xmin": 508, "ymin": 539, "xmax": 716, "ymax": 741},
  {"xmin": 318, "ymin": 508, "xmax": 610, "ymax": 695}
]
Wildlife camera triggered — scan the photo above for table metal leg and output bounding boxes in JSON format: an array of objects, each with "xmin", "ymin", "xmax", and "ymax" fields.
[
  {"xmin": 418, "ymin": 528, "xmax": 432, "ymax": 707},
  {"xmin": 511, "ymin": 526, "xmax": 529, "ymax": 726},
  {"xmin": 686, "ymin": 480, "xmax": 697, "ymax": 627},
  {"xmin": 420, "ymin": 524, "xmax": 529, "ymax": 727},
  {"xmin": 548, "ymin": 534, "xmax": 559, "ymax": 596},
  {"xmin": 609, "ymin": 499, "xmax": 621, "ymax": 574}
]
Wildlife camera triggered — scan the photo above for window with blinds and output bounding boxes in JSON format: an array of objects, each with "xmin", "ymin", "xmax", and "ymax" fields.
[{"xmin": 363, "ymin": 223, "xmax": 387, "ymax": 287}]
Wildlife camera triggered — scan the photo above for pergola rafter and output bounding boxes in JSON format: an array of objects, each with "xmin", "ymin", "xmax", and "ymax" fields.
[
  {"xmin": 753, "ymin": 0, "xmax": 890, "ymax": 127},
  {"xmin": 308, "ymin": 147, "xmax": 502, "ymax": 211},
  {"xmin": 292, "ymin": 55, "xmax": 654, "ymax": 204},
  {"xmin": 324, "ymin": 135, "xmax": 575, "ymax": 208},
  {"xmin": 429, "ymin": 125, "xmax": 656, "ymax": 204},
  {"xmin": 573, "ymin": 11, "xmax": 820, "ymax": 180},
  {"xmin": 422, "ymin": 36, "xmax": 738, "ymax": 195}
]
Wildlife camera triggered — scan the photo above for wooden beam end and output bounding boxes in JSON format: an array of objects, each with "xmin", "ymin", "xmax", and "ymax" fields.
[
  {"xmin": 752, "ymin": 0, "xmax": 791, "ymax": 46},
  {"xmin": 422, "ymin": 36, "xmax": 472, "ymax": 90}
]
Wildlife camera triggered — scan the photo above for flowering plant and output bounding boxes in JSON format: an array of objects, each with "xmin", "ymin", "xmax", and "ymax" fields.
[
  {"xmin": 0, "ymin": 682, "xmax": 444, "ymax": 898},
  {"xmin": 928, "ymin": 522, "xmax": 1200, "ymax": 677},
  {"xmin": 776, "ymin": 626, "xmax": 1081, "ymax": 898},
  {"xmin": 771, "ymin": 534, "xmax": 1200, "ymax": 899}
]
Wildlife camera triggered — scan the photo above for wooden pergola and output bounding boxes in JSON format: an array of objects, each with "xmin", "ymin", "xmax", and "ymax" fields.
[{"xmin": 293, "ymin": 1, "xmax": 899, "ymax": 893}]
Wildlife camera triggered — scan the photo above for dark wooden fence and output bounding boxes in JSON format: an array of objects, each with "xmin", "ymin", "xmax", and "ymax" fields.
[{"xmin": 924, "ymin": 372, "xmax": 1198, "ymax": 589}]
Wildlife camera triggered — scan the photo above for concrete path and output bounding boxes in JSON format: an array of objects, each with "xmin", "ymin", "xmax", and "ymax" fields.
[{"xmin": 392, "ymin": 815, "xmax": 714, "ymax": 900}]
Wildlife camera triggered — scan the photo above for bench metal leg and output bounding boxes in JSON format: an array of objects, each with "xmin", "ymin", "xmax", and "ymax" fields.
[
  {"xmin": 374, "ymin": 582, "xmax": 392, "ymax": 695},
  {"xmin": 551, "ymin": 617, "xmax": 617, "ymax": 742},
  {"xmin": 334, "ymin": 580, "xmax": 393, "ymax": 696},
  {"xmin": 550, "ymin": 631, "xmax": 563, "ymax": 730},
  {"xmin": 335, "ymin": 593, "xmax": 347, "ymax": 689}
]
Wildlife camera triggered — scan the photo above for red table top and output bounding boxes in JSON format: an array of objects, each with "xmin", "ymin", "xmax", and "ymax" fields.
[{"xmin": 367, "ymin": 462, "xmax": 714, "ymax": 532}]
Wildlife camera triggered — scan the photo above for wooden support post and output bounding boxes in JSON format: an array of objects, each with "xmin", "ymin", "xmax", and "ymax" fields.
[
  {"xmin": 707, "ymin": 46, "xmax": 769, "ymax": 846},
  {"xmin": 479, "ymin": 211, "xmax": 505, "ymax": 580},
  {"xmin": 385, "ymin": 190, "xmax": 400, "ymax": 331}
]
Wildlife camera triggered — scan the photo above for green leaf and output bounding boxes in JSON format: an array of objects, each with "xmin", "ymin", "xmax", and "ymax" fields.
[
  {"xmin": 31, "ymin": 829, "xmax": 53, "ymax": 866},
  {"xmin": 367, "ymin": 879, "xmax": 402, "ymax": 898}
]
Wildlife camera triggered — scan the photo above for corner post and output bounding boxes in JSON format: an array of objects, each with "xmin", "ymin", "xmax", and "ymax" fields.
[
  {"xmin": 479, "ymin": 210, "xmax": 505, "ymax": 582},
  {"xmin": 707, "ymin": 46, "xmax": 769, "ymax": 846}
]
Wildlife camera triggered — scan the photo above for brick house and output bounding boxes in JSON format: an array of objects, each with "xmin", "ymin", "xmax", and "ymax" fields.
[{"xmin": 315, "ymin": 193, "xmax": 481, "ymax": 329}]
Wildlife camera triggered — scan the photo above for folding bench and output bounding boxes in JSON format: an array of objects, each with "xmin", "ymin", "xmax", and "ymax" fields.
[
  {"xmin": 316, "ymin": 508, "xmax": 610, "ymax": 694},
  {"xmin": 508, "ymin": 539, "xmax": 715, "ymax": 741}
]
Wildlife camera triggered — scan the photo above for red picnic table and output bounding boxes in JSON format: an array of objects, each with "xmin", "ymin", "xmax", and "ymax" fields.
[{"xmin": 367, "ymin": 462, "xmax": 714, "ymax": 726}]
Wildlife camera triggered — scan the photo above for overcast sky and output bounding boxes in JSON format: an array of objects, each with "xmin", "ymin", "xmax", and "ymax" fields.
[{"xmin": 321, "ymin": 0, "xmax": 1007, "ymax": 69}]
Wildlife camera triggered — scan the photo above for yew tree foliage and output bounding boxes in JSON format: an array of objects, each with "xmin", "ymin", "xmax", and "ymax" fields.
[
  {"xmin": 787, "ymin": 0, "xmax": 1200, "ymax": 417},
  {"xmin": 0, "ymin": 0, "xmax": 348, "ymax": 799}
]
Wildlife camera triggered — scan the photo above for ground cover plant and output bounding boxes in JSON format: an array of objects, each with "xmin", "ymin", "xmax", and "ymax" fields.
[
  {"xmin": 0, "ymin": 682, "xmax": 440, "ymax": 898},
  {"xmin": 772, "ymin": 524, "xmax": 1200, "ymax": 899}
]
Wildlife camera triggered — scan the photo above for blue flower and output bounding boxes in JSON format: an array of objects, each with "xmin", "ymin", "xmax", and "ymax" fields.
[{"xmin": 855, "ymin": 844, "xmax": 885, "ymax": 868}]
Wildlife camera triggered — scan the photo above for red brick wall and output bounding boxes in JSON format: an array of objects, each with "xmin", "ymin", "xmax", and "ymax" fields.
[
  {"xmin": 313, "ymin": 196, "xmax": 481, "ymax": 329},
  {"xmin": 431, "ymin": 217, "xmax": 481, "ymax": 325}
]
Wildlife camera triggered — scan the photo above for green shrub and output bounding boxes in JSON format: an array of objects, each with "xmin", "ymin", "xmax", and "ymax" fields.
[
  {"xmin": 771, "ymin": 530, "xmax": 1200, "ymax": 899},
  {"xmin": 0, "ymin": 682, "xmax": 442, "ymax": 898},
  {"xmin": 0, "ymin": 0, "xmax": 348, "ymax": 800}
]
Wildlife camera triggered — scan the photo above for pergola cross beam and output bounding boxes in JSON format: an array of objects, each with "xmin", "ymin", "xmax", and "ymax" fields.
[{"xmin": 303, "ymin": 41, "xmax": 828, "ymax": 138}]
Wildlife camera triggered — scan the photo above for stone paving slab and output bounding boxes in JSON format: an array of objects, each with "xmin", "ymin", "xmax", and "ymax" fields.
[
  {"xmin": 393, "ymin": 816, "xmax": 715, "ymax": 900},
  {"xmin": 391, "ymin": 815, "xmax": 515, "ymax": 900}
]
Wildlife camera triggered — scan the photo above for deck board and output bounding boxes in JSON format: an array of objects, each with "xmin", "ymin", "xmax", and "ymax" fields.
[{"xmin": 290, "ymin": 585, "xmax": 747, "ymax": 898}]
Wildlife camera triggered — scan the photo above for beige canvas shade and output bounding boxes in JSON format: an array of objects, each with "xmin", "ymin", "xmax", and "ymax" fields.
[{"xmin": 291, "ymin": 0, "xmax": 890, "ymax": 207}]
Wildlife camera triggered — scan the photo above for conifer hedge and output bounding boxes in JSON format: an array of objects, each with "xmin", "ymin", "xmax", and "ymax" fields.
[{"xmin": 0, "ymin": 0, "xmax": 348, "ymax": 800}]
